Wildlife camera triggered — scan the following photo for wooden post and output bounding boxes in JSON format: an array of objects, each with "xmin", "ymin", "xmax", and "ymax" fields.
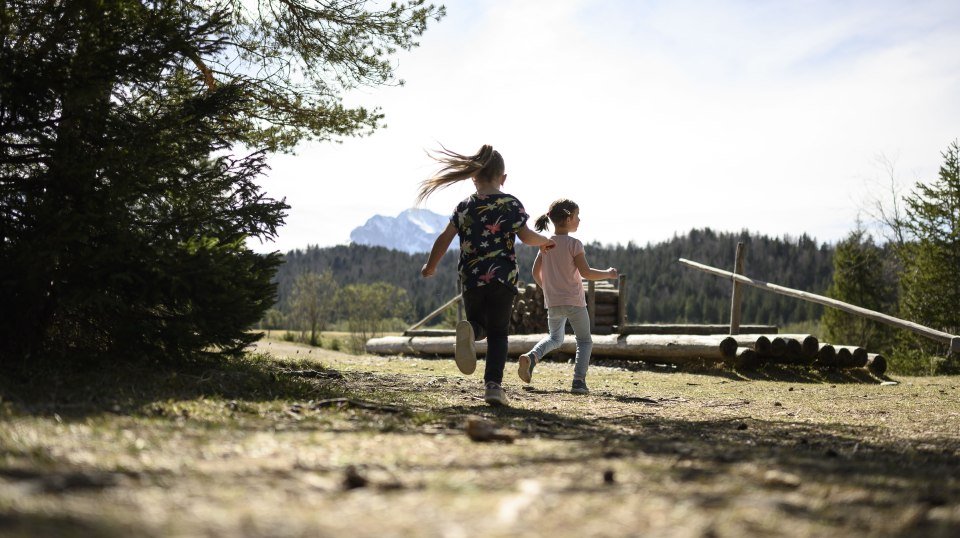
[
  {"xmin": 679, "ymin": 258, "xmax": 960, "ymax": 349},
  {"xmin": 617, "ymin": 274, "xmax": 627, "ymax": 334},
  {"xmin": 729, "ymin": 242, "xmax": 746, "ymax": 335}
]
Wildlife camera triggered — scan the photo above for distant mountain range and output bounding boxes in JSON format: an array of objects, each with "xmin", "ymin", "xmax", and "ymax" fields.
[{"xmin": 349, "ymin": 208, "xmax": 453, "ymax": 254}]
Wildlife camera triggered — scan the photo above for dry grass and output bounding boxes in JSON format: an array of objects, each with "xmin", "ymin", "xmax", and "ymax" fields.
[{"xmin": 1, "ymin": 337, "xmax": 959, "ymax": 537}]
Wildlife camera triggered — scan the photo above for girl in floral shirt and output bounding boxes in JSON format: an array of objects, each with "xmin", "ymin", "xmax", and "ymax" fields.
[{"xmin": 419, "ymin": 144, "xmax": 554, "ymax": 407}]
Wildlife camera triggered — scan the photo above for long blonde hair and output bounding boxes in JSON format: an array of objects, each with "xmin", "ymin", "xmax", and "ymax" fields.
[{"xmin": 416, "ymin": 144, "xmax": 505, "ymax": 205}]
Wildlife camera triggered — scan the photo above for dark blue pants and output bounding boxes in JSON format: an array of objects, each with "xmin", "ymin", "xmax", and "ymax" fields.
[{"xmin": 462, "ymin": 281, "xmax": 515, "ymax": 384}]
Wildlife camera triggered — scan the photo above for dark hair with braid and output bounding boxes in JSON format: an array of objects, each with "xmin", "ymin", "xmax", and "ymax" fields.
[
  {"xmin": 416, "ymin": 144, "xmax": 505, "ymax": 205},
  {"xmin": 534, "ymin": 199, "xmax": 579, "ymax": 232}
]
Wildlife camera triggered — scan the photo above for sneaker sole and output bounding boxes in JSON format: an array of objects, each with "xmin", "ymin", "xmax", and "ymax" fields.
[
  {"xmin": 518, "ymin": 354, "xmax": 533, "ymax": 383},
  {"xmin": 484, "ymin": 395, "xmax": 509, "ymax": 407},
  {"xmin": 455, "ymin": 320, "xmax": 477, "ymax": 374},
  {"xmin": 571, "ymin": 388, "xmax": 589, "ymax": 395}
]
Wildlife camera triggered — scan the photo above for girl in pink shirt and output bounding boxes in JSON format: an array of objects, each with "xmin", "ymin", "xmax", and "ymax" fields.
[{"xmin": 518, "ymin": 199, "xmax": 618, "ymax": 394}]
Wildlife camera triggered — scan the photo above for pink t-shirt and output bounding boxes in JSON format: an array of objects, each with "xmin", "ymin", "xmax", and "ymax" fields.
[{"xmin": 539, "ymin": 235, "xmax": 586, "ymax": 308}]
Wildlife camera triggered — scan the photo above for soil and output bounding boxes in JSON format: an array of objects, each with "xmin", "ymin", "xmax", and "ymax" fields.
[{"xmin": 1, "ymin": 337, "xmax": 958, "ymax": 537}]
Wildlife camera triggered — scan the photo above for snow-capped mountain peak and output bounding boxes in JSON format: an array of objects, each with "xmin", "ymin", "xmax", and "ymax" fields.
[{"xmin": 349, "ymin": 208, "xmax": 453, "ymax": 254}]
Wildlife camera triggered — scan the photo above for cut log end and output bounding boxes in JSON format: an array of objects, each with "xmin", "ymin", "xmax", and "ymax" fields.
[{"xmin": 866, "ymin": 353, "xmax": 887, "ymax": 376}]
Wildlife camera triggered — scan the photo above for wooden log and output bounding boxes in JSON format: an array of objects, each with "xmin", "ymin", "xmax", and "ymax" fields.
[
  {"xmin": 814, "ymin": 344, "xmax": 837, "ymax": 367},
  {"xmin": 594, "ymin": 315, "xmax": 617, "ymax": 326},
  {"xmin": 594, "ymin": 303, "xmax": 618, "ymax": 317},
  {"xmin": 365, "ymin": 334, "xmax": 739, "ymax": 363},
  {"xmin": 865, "ymin": 353, "xmax": 887, "ymax": 375},
  {"xmin": 403, "ymin": 329, "xmax": 455, "ymax": 337},
  {"xmin": 679, "ymin": 257, "xmax": 960, "ymax": 351},
  {"xmin": 719, "ymin": 336, "xmax": 738, "ymax": 358},
  {"xmin": 784, "ymin": 338, "xmax": 802, "ymax": 358},
  {"xmin": 709, "ymin": 334, "xmax": 772, "ymax": 355},
  {"xmin": 770, "ymin": 337, "xmax": 787, "ymax": 357},
  {"xmin": 594, "ymin": 289, "xmax": 620, "ymax": 303},
  {"xmin": 777, "ymin": 334, "xmax": 820, "ymax": 359},
  {"xmin": 765, "ymin": 338, "xmax": 814, "ymax": 365},
  {"xmin": 726, "ymin": 347, "xmax": 760, "ymax": 369},
  {"xmin": 619, "ymin": 324, "xmax": 779, "ymax": 336},
  {"xmin": 753, "ymin": 335, "xmax": 773, "ymax": 356},
  {"xmin": 834, "ymin": 345, "xmax": 868, "ymax": 368}
]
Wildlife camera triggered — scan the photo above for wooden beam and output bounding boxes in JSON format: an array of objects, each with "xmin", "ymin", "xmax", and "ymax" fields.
[
  {"xmin": 679, "ymin": 258, "xmax": 959, "ymax": 349},
  {"xmin": 406, "ymin": 293, "xmax": 462, "ymax": 332},
  {"xmin": 619, "ymin": 324, "xmax": 778, "ymax": 335},
  {"xmin": 366, "ymin": 333, "xmax": 742, "ymax": 363}
]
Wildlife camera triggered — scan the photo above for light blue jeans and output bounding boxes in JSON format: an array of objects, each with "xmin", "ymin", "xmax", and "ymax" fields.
[{"xmin": 527, "ymin": 305, "xmax": 593, "ymax": 381}]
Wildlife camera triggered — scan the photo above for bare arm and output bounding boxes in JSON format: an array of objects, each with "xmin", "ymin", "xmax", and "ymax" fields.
[
  {"xmin": 516, "ymin": 224, "xmax": 555, "ymax": 250},
  {"xmin": 532, "ymin": 251, "xmax": 543, "ymax": 287},
  {"xmin": 421, "ymin": 222, "xmax": 457, "ymax": 277},
  {"xmin": 573, "ymin": 253, "xmax": 618, "ymax": 280}
]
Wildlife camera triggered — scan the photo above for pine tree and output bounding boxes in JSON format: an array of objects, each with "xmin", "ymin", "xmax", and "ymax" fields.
[
  {"xmin": 897, "ymin": 140, "xmax": 960, "ymax": 360},
  {"xmin": 0, "ymin": 1, "xmax": 442, "ymax": 367},
  {"xmin": 822, "ymin": 226, "xmax": 897, "ymax": 350}
]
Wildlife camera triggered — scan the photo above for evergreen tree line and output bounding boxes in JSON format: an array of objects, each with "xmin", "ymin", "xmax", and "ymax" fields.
[{"xmin": 269, "ymin": 228, "xmax": 835, "ymax": 328}]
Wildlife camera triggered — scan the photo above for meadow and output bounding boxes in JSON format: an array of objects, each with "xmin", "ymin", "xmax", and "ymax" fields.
[{"xmin": 1, "ymin": 336, "xmax": 958, "ymax": 537}]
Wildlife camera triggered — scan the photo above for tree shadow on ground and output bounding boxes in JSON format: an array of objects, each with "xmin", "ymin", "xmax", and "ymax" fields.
[
  {"xmin": 0, "ymin": 352, "xmax": 350, "ymax": 419},
  {"xmin": 434, "ymin": 400, "xmax": 960, "ymax": 534},
  {"xmin": 0, "ymin": 510, "xmax": 152, "ymax": 538},
  {"xmin": 588, "ymin": 356, "xmax": 891, "ymax": 385}
]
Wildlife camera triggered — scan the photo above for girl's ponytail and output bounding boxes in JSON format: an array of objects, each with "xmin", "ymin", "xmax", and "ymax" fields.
[
  {"xmin": 539, "ymin": 199, "xmax": 579, "ymax": 232},
  {"xmin": 534, "ymin": 214, "xmax": 551, "ymax": 232},
  {"xmin": 416, "ymin": 144, "xmax": 505, "ymax": 205}
]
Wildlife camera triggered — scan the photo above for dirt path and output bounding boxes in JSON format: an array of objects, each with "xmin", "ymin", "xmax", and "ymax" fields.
[{"xmin": 1, "ymin": 338, "xmax": 959, "ymax": 537}]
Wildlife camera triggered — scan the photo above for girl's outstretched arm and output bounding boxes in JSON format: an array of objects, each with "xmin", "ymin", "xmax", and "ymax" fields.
[
  {"xmin": 421, "ymin": 222, "xmax": 457, "ymax": 277},
  {"xmin": 532, "ymin": 252, "xmax": 543, "ymax": 288},
  {"xmin": 573, "ymin": 253, "xmax": 618, "ymax": 280},
  {"xmin": 516, "ymin": 224, "xmax": 555, "ymax": 250}
]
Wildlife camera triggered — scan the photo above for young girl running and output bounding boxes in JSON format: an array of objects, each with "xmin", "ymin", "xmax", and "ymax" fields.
[
  {"xmin": 518, "ymin": 199, "xmax": 618, "ymax": 394},
  {"xmin": 418, "ymin": 144, "xmax": 555, "ymax": 407}
]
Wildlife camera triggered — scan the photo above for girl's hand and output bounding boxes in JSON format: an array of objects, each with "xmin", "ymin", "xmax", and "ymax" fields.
[
  {"xmin": 607, "ymin": 267, "xmax": 619, "ymax": 279},
  {"xmin": 421, "ymin": 264, "xmax": 436, "ymax": 277}
]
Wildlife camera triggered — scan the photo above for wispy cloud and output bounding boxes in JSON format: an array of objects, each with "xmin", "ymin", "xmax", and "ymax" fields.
[{"xmin": 253, "ymin": 0, "xmax": 960, "ymax": 253}]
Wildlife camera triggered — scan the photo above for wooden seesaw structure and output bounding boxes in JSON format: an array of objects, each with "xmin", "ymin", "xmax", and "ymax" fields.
[{"xmin": 365, "ymin": 243, "xmax": 959, "ymax": 375}]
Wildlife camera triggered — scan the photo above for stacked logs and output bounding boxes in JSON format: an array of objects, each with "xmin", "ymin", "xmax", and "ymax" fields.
[
  {"xmin": 720, "ymin": 334, "xmax": 887, "ymax": 375},
  {"xmin": 509, "ymin": 284, "xmax": 548, "ymax": 334},
  {"xmin": 509, "ymin": 281, "xmax": 620, "ymax": 335}
]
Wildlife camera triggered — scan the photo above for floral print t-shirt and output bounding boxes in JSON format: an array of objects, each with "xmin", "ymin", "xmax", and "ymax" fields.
[{"xmin": 452, "ymin": 193, "xmax": 528, "ymax": 293}]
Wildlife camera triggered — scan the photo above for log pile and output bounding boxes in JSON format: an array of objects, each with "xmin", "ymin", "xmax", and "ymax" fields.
[
  {"xmin": 720, "ymin": 334, "xmax": 887, "ymax": 375},
  {"xmin": 367, "ymin": 332, "xmax": 888, "ymax": 376},
  {"xmin": 509, "ymin": 283, "xmax": 548, "ymax": 334},
  {"xmin": 508, "ymin": 280, "xmax": 621, "ymax": 335}
]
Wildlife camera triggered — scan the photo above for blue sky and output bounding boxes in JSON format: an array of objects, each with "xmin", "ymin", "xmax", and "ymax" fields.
[{"xmin": 251, "ymin": 0, "xmax": 960, "ymax": 254}]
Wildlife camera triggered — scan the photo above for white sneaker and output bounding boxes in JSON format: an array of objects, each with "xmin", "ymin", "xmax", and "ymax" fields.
[
  {"xmin": 484, "ymin": 381, "xmax": 509, "ymax": 407},
  {"xmin": 455, "ymin": 320, "xmax": 477, "ymax": 374},
  {"xmin": 518, "ymin": 353, "xmax": 537, "ymax": 383}
]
